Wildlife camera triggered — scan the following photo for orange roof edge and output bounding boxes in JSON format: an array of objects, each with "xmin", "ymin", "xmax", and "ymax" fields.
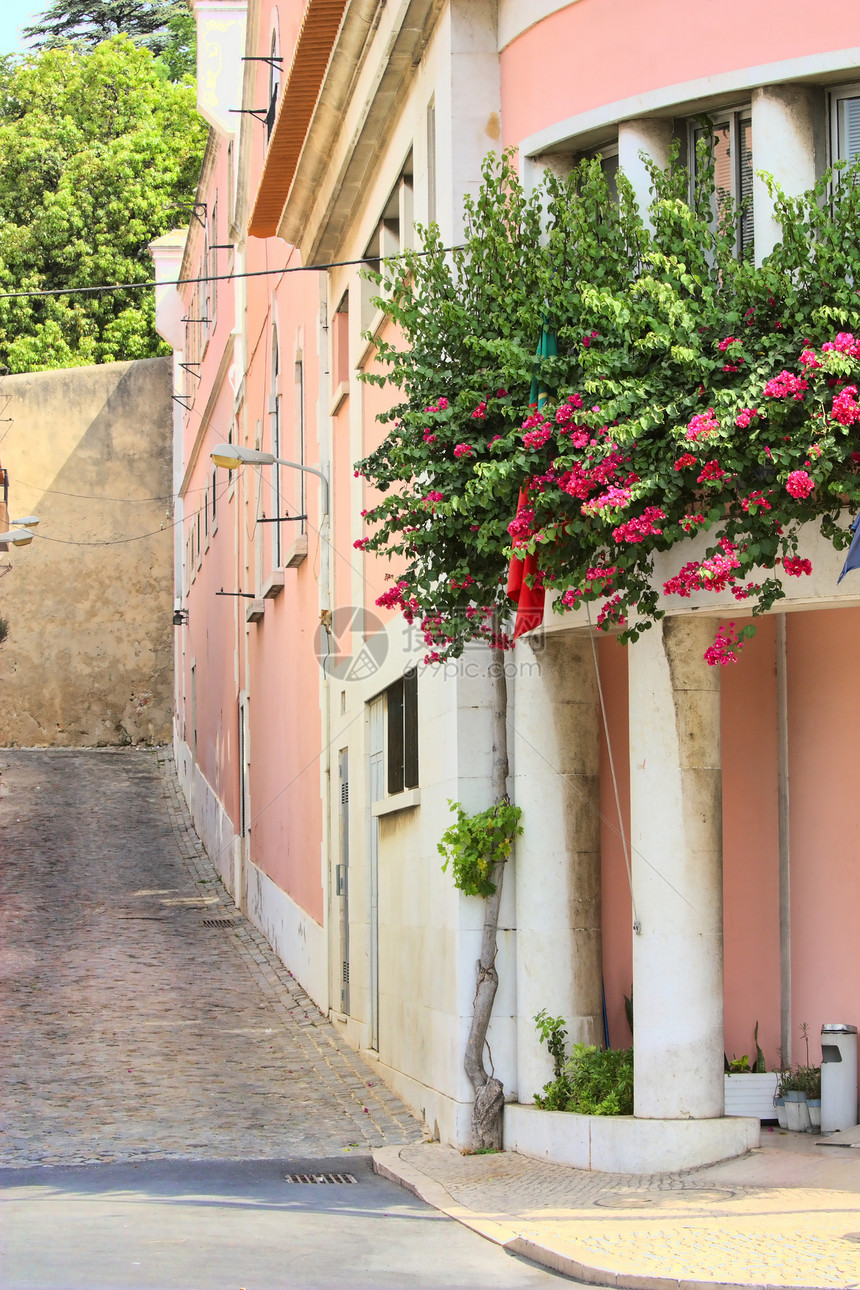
[{"xmin": 249, "ymin": 0, "xmax": 348, "ymax": 238}]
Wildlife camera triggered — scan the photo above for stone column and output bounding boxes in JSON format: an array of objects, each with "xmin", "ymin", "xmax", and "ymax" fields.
[
  {"xmin": 618, "ymin": 119, "xmax": 674, "ymax": 232},
  {"xmin": 751, "ymin": 85, "xmax": 821, "ymax": 264},
  {"xmin": 629, "ymin": 617, "xmax": 724, "ymax": 1119},
  {"xmin": 514, "ymin": 632, "xmax": 603, "ymax": 1101}
]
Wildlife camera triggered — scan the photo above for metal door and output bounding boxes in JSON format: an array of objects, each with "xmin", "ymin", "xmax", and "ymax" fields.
[
  {"xmin": 337, "ymin": 750, "xmax": 350, "ymax": 1015},
  {"xmin": 368, "ymin": 699, "xmax": 384, "ymax": 1050}
]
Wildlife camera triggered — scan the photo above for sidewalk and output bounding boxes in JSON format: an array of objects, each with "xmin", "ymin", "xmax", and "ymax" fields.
[{"xmin": 374, "ymin": 1128, "xmax": 860, "ymax": 1289}]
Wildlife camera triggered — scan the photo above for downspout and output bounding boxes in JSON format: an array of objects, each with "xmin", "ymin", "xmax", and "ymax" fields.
[{"xmin": 776, "ymin": 614, "xmax": 791, "ymax": 1067}]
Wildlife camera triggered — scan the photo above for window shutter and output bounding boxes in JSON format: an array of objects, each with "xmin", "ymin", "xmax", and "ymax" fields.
[
  {"xmin": 387, "ymin": 679, "xmax": 404, "ymax": 795},
  {"xmin": 738, "ymin": 117, "xmax": 754, "ymax": 259},
  {"xmin": 839, "ymin": 96, "xmax": 860, "ymax": 166},
  {"xmin": 403, "ymin": 669, "xmax": 419, "ymax": 789}
]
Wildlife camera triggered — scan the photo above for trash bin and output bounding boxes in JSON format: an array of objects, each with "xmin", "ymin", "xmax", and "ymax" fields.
[{"xmin": 821, "ymin": 1023, "xmax": 858, "ymax": 1133}]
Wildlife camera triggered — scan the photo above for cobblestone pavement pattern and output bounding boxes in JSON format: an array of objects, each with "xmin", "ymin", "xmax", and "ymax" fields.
[
  {"xmin": 0, "ymin": 748, "xmax": 423, "ymax": 1168},
  {"xmin": 375, "ymin": 1135, "xmax": 860, "ymax": 1288}
]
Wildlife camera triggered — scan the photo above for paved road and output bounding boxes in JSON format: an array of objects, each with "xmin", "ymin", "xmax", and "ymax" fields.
[{"xmin": 0, "ymin": 749, "xmax": 573, "ymax": 1288}]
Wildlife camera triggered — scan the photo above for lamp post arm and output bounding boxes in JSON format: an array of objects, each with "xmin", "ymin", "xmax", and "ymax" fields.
[{"xmin": 272, "ymin": 457, "xmax": 329, "ymax": 518}]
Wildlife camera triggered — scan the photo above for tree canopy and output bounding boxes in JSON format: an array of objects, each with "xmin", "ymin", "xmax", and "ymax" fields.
[
  {"xmin": 24, "ymin": 1, "xmax": 195, "ymax": 80},
  {"xmin": 0, "ymin": 35, "xmax": 206, "ymax": 373},
  {"xmin": 357, "ymin": 149, "xmax": 860, "ymax": 666}
]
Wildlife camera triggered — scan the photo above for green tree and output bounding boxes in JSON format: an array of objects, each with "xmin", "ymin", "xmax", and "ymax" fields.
[
  {"xmin": 23, "ymin": 1, "xmax": 195, "ymax": 79},
  {"xmin": 0, "ymin": 36, "xmax": 206, "ymax": 373}
]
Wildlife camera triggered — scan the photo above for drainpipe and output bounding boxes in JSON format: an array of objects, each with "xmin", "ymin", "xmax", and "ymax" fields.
[{"xmin": 776, "ymin": 614, "xmax": 791, "ymax": 1067}]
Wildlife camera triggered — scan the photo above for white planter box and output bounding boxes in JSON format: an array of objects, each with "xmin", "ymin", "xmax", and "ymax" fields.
[
  {"xmin": 504, "ymin": 1104, "xmax": 759, "ymax": 1174},
  {"xmin": 724, "ymin": 1071, "xmax": 779, "ymax": 1119}
]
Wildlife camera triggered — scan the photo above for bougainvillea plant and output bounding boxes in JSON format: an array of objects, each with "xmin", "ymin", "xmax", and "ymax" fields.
[{"xmin": 357, "ymin": 146, "xmax": 860, "ymax": 666}]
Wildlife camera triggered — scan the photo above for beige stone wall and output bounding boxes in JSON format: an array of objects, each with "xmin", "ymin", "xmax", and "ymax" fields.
[{"xmin": 0, "ymin": 358, "xmax": 174, "ymax": 747}]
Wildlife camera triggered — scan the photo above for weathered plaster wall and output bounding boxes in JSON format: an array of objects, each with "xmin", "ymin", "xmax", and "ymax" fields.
[{"xmin": 0, "ymin": 358, "xmax": 173, "ymax": 747}]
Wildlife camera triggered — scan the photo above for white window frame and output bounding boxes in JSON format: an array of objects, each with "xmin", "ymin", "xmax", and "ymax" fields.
[
  {"xmin": 687, "ymin": 105, "xmax": 753, "ymax": 259},
  {"xmin": 830, "ymin": 82, "xmax": 860, "ymax": 173}
]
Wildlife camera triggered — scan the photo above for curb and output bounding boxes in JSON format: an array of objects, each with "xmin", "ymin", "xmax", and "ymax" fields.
[{"xmin": 371, "ymin": 1146, "xmax": 827, "ymax": 1290}]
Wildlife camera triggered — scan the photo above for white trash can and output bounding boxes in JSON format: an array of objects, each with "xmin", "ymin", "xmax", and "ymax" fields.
[{"xmin": 821, "ymin": 1023, "xmax": 858, "ymax": 1133}]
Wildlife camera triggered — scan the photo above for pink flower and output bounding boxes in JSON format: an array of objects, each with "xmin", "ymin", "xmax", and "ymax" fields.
[
  {"xmin": 718, "ymin": 336, "xmax": 739, "ymax": 352},
  {"xmin": 697, "ymin": 460, "xmax": 725, "ymax": 483},
  {"xmin": 422, "ymin": 428, "xmax": 436, "ymax": 443},
  {"xmin": 663, "ymin": 542, "xmax": 741, "ymax": 597},
  {"xmin": 763, "ymin": 371, "xmax": 807, "ymax": 401},
  {"xmin": 612, "ymin": 507, "xmax": 666, "ymax": 544},
  {"xmin": 704, "ymin": 624, "xmax": 741, "ymax": 666},
  {"xmin": 453, "ymin": 443, "xmax": 474, "ymax": 458},
  {"xmin": 799, "ymin": 348, "xmax": 822, "ymax": 370},
  {"xmin": 785, "ymin": 470, "xmax": 814, "ymax": 499},
  {"xmin": 735, "ymin": 407, "xmax": 759, "ymax": 429},
  {"xmin": 526, "ymin": 420, "xmax": 551, "ymax": 451},
  {"xmin": 507, "ymin": 507, "xmax": 535, "ymax": 540},
  {"xmin": 741, "ymin": 491, "xmax": 771, "ymax": 512},
  {"xmin": 581, "ymin": 485, "xmax": 632, "ymax": 517},
  {"xmin": 353, "ymin": 538, "xmax": 370, "ymax": 550},
  {"xmin": 680, "ymin": 512, "xmax": 706, "ymax": 532},
  {"xmin": 685, "ymin": 408, "xmax": 720, "ymax": 441},
  {"xmin": 560, "ymin": 588, "xmax": 581, "ymax": 609},
  {"xmin": 822, "ymin": 332, "xmax": 860, "ymax": 357},
  {"xmin": 782, "ymin": 556, "xmax": 812, "ymax": 576},
  {"xmin": 831, "ymin": 386, "xmax": 860, "ymax": 426},
  {"xmin": 597, "ymin": 594, "xmax": 626, "ymax": 629},
  {"xmin": 470, "ymin": 402, "xmax": 487, "ymax": 420},
  {"xmin": 437, "ymin": 396, "xmax": 448, "ymax": 409},
  {"xmin": 674, "ymin": 453, "xmax": 697, "ymax": 471}
]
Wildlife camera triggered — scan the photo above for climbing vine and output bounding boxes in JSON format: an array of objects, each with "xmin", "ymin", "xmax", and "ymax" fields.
[
  {"xmin": 438, "ymin": 798, "xmax": 523, "ymax": 897},
  {"xmin": 357, "ymin": 145, "xmax": 860, "ymax": 665}
]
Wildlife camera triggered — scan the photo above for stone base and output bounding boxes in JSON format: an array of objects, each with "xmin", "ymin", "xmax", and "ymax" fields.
[{"xmin": 504, "ymin": 1103, "xmax": 760, "ymax": 1173}]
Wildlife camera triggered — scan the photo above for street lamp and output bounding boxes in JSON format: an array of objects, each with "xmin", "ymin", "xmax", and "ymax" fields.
[
  {"xmin": 0, "ymin": 529, "xmax": 35, "ymax": 546},
  {"xmin": 210, "ymin": 444, "xmax": 329, "ymax": 517},
  {"xmin": 11, "ymin": 515, "xmax": 39, "ymax": 528}
]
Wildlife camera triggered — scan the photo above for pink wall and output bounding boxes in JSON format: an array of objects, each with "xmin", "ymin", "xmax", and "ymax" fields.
[
  {"xmin": 500, "ymin": 0, "xmax": 854, "ymax": 149},
  {"xmin": 599, "ymin": 636, "xmax": 633, "ymax": 1050},
  {"xmin": 720, "ymin": 616, "xmax": 781, "ymax": 1070},
  {"xmin": 787, "ymin": 608, "xmax": 860, "ymax": 1063}
]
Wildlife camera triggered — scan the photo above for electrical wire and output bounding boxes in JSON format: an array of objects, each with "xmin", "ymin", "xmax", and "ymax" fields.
[{"xmin": 0, "ymin": 244, "xmax": 465, "ymax": 302}]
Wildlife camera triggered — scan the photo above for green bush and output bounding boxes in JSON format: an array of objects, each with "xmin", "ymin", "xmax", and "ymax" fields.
[{"xmin": 534, "ymin": 1043, "xmax": 634, "ymax": 1116}]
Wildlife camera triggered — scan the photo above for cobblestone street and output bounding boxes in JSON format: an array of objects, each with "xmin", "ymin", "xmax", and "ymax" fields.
[{"xmin": 0, "ymin": 748, "xmax": 423, "ymax": 1168}]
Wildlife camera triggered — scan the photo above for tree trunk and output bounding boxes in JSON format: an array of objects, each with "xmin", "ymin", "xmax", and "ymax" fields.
[{"xmin": 463, "ymin": 647, "xmax": 509, "ymax": 1150}]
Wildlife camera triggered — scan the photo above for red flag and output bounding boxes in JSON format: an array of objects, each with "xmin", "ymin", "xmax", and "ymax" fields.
[{"xmin": 506, "ymin": 488, "xmax": 545, "ymax": 639}]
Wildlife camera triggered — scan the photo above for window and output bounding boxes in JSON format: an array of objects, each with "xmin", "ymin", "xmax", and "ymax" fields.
[
  {"xmin": 332, "ymin": 292, "xmax": 350, "ymax": 390},
  {"xmin": 577, "ymin": 143, "xmax": 619, "ymax": 201},
  {"xmin": 267, "ymin": 23, "xmax": 281, "ymax": 141},
  {"xmin": 269, "ymin": 326, "xmax": 282, "ymax": 566},
  {"xmin": 362, "ymin": 156, "xmax": 414, "ymax": 328},
  {"xmin": 211, "ymin": 467, "xmax": 218, "ymax": 530},
  {"xmin": 832, "ymin": 87, "xmax": 860, "ymax": 172},
  {"xmin": 426, "ymin": 98, "xmax": 436, "ymax": 225},
  {"xmin": 295, "ymin": 355, "xmax": 305, "ymax": 534},
  {"xmin": 691, "ymin": 110, "xmax": 753, "ymax": 258},
  {"xmin": 208, "ymin": 195, "xmax": 218, "ymax": 331},
  {"xmin": 386, "ymin": 669, "xmax": 418, "ymax": 795}
]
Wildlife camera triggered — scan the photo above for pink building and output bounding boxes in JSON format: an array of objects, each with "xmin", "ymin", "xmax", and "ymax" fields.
[{"xmin": 152, "ymin": 0, "xmax": 860, "ymax": 1167}]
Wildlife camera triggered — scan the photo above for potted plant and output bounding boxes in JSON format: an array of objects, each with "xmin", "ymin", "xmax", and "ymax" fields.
[
  {"xmin": 724, "ymin": 1023, "xmax": 779, "ymax": 1122},
  {"xmin": 777, "ymin": 1068, "xmax": 811, "ymax": 1132}
]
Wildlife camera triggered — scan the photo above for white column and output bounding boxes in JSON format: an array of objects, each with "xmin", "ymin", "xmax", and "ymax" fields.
[
  {"xmin": 514, "ymin": 632, "xmax": 603, "ymax": 1101},
  {"xmin": 618, "ymin": 118, "xmax": 674, "ymax": 232},
  {"xmin": 629, "ymin": 617, "xmax": 724, "ymax": 1119},
  {"xmin": 751, "ymin": 85, "xmax": 819, "ymax": 264}
]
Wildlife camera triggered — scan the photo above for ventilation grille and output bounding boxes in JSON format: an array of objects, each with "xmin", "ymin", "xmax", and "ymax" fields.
[
  {"xmin": 202, "ymin": 917, "xmax": 238, "ymax": 928},
  {"xmin": 284, "ymin": 1172, "xmax": 357, "ymax": 1185},
  {"xmin": 342, "ymin": 960, "xmax": 350, "ymax": 984},
  {"xmin": 341, "ymin": 782, "xmax": 349, "ymax": 805}
]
